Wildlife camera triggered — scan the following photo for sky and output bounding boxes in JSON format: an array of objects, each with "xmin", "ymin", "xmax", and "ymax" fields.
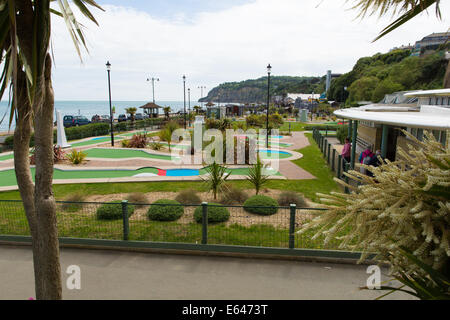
[{"xmin": 45, "ymin": 0, "xmax": 449, "ymax": 102}]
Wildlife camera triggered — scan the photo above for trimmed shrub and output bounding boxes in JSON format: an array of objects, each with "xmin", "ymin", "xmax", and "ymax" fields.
[
  {"xmin": 175, "ymin": 189, "xmax": 202, "ymax": 205},
  {"xmin": 243, "ymin": 195, "xmax": 279, "ymax": 216},
  {"xmin": 277, "ymin": 191, "xmax": 308, "ymax": 208},
  {"xmin": 220, "ymin": 186, "xmax": 248, "ymax": 205},
  {"xmin": 96, "ymin": 203, "xmax": 135, "ymax": 220},
  {"xmin": 147, "ymin": 199, "xmax": 184, "ymax": 221},
  {"xmin": 194, "ymin": 203, "xmax": 230, "ymax": 223}
]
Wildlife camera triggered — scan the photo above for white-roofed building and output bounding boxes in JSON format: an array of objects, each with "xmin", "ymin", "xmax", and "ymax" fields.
[{"xmin": 333, "ymin": 88, "xmax": 450, "ymax": 168}]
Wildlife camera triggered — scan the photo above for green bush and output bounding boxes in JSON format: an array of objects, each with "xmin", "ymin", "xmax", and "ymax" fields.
[
  {"xmin": 147, "ymin": 199, "xmax": 184, "ymax": 221},
  {"xmin": 96, "ymin": 203, "xmax": 135, "ymax": 220},
  {"xmin": 243, "ymin": 195, "xmax": 279, "ymax": 216},
  {"xmin": 336, "ymin": 125, "xmax": 349, "ymax": 144},
  {"xmin": 65, "ymin": 123, "xmax": 110, "ymax": 141},
  {"xmin": 194, "ymin": 203, "xmax": 230, "ymax": 223},
  {"xmin": 175, "ymin": 189, "xmax": 202, "ymax": 205}
]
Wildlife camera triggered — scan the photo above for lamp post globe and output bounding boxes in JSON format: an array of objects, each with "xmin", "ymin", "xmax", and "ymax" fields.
[
  {"xmin": 106, "ymin": 61, "xmax": 114, "ymax": 147},
  {"xmin": 266, "ymin": 64, "xmax": 272, "ymax": 148}
]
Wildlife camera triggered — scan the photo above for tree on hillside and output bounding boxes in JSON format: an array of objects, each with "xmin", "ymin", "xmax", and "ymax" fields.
[
  {"xmin": 0, "ymin": 0, "xmax": 102, "ymax": 300},
  {"xmin": 352, "ymin": 0, "xmax": 449, "ymax": 87}
]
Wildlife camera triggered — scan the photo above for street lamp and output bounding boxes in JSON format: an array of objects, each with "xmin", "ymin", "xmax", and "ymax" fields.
[
  {"xmin": 147, "ymin": 77, "xmax": 159, "ymax": 104},
  {"xmin": 188, "ymin": 88, "xmax": 191, "ymax": 127},
  {"xmin": 183, "ymin": 75, "xmax": 186, "ymax": 129},
  {"xmin": 106, "ymin": 61, "xmax": 114, "ymax": 147},
  {"xmin": 266, "ymin": 64, "xmax": 272, "ymax": 148},
  {"xmin": 198, "ymin": 86, "xmax": 206, "ymax": 109}
]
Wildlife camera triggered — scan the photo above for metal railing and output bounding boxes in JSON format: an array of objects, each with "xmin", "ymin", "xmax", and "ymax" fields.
[{"xmin": 0, "ymin": 200, "xmax": 354, "ymax": 252}]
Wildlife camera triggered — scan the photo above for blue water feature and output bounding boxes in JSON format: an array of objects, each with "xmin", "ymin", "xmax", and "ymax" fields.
[
  {"xmin": 259, "ymin": 150, "xmax": 291, "ymax": 155},
  {"xmin": 166, "ymin": 169, "xmax": 200, "ymax": 177}
]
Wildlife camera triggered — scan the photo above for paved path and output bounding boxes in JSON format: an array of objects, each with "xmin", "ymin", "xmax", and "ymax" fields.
[{"xmin": 0, "ymin": 246, "xmax": 412, "ymax": 300}]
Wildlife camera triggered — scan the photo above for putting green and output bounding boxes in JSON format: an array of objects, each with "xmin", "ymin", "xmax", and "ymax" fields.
[
  {"xmin": 0, "ymin": 153, "xmax": 14, "ymax": 161},
  {"xmin": 70, "ymin": 136, "xmax": 124, "ymax": 147},
  {"xmin": 84, "ymin": 148, "xmax": 179, "ymax": 161},
  {"xmin": 0, "ymin": 166, "xmax": 282, "ymax": 187}
]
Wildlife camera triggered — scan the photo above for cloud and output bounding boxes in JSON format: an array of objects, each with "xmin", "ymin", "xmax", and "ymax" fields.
[{"xmin": 50, "ymin": 0, "xmax": 450, "ymax": 101}]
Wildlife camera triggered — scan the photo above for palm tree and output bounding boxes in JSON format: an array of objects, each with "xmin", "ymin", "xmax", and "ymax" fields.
[
  {"xmin": 163, "ymin": 106, "xmax": 172, "ymax": 120},
  {"xmin": 352, "ymin": 0, "xmax": 448, "ymax": 87},
  {"xmin": 126, "ymin": 107, "xmax": 137, "ymax": 123},
  {"xmin": 0, "ymin": 0, "xmax": 102, "ymax": 300},
  {"xmin": 193, "ymin": 105, "xmax": 202, "ymax": 114}
]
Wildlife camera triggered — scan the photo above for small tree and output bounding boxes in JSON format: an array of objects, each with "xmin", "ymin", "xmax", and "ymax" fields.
[
  {"xmin": 125, "ymin": 107, "xmax": 137, "ymax": 124},
  {"xmin": 202, "ymin": 162, "xmax": 230, "ymax": 200},
  {"xmin": 163, "ymin": 106, "xmax": 172, "ymax": 120},
  {"xmin": 246, "ymin": 156, "xmax": 269, "ymax": 195},
  {"xmin": 158, "ymin": 129, "xmax": 172, "ymax": 151}
]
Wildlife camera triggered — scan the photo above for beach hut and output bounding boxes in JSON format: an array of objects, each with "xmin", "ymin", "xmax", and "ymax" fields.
[{"xmin": 139, "ymin": 102, "xmax": 162, "ymax": 118}]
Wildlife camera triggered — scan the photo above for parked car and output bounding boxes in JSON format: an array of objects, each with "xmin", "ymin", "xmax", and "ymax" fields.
[
  {"xmin": 135, "ymin": 113, "xmax": 144, "ymax": 121},
  {"xmin": 101, "ymin": 115, "xmax": 111, "ymax": 123},
  {"xmin": 118, "ymin": 114, "xmax": 127, "ymax": 122},
  {"xmin": 63, "ymin": 115, "xmax": 90, "ymax": 128},
  {"xmin": 91, "ymin": 115, "xmax": 101, "ymax": 123}
]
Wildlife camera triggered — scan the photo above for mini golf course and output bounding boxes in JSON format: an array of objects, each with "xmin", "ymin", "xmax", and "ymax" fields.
[
  {"xmin": 0, "ymin": 166, "xmax": 281, "ymax": 187},
  {"xmin": 84, "ymin": 148, "xmax": 179, "ymax": 161}
]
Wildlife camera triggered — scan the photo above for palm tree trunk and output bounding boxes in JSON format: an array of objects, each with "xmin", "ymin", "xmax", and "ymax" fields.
[
  {"xmin": 32, "ymin": 54, "xmax": 62, "ymax": 300},
  {"xmin": 13, "ymin": 69, "xmax": 43, "ymax": 298}
]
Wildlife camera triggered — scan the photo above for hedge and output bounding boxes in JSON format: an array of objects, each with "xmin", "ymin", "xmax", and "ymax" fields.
[
  {"xmin": 243, "ymin": 195, "xmax": 279, "ymax": 216},
  {"xmin": 4, "ymin": 122, "xmax": 110, "ymax": 149},
  {"xmin": 194, "ymin": 203, "xmax": 230, "ymax": 223},
  {"xmin": 147, "ymin": 199, "xmax": 184, "ymax": 221}
]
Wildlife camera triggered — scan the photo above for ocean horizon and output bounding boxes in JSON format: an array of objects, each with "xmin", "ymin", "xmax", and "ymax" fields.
[{"xmin": 0, "ymin": 100, "xmax": 205, "ymax": 132}]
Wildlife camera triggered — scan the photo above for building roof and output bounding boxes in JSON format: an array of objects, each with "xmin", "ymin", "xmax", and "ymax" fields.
[
  {"xmin": 139, "ymin": 102, "xmax": 162, "ymax": 109},
  {"xmin": 288, "ymin": 93, "xmax": 321, "ymax": 101},
  {"xmin": 334, "ymin": 105, "xmax": 450, "ymax": 130},
  {"xmin": 404, "ymin": 88, "xmax": 450, "ymax": 97}
]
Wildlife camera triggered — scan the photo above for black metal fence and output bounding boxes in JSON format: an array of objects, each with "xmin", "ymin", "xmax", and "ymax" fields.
[{"xmin": 0, "ymin": 200, "xmax": 349, "ymax": 251}]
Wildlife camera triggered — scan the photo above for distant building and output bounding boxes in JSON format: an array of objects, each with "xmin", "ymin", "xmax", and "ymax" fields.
[
  {"xmin": 334, "ymin": 89, "xmax": 449, "ymax": 164},
  {"xmin": 411, "ymin": 32, "xmax": 450, "ymax": 56},
  {"xmin": 389, "ymin": 44, "xmax": 413, "ymax": 52}
]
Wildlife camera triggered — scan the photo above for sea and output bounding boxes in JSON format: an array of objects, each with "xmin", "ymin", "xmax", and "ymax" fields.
[{"xmin": 0, "ymin": 100, "xmax": 199, "ymax": 132}]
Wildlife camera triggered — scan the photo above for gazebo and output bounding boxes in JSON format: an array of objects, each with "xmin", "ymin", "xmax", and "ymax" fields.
[{"xmin": 139, "ymin": 102, "xmax": 162, "ymax": 118}]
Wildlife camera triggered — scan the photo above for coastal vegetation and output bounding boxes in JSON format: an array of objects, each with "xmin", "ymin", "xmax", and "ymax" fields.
[
  {"xmin": 328, "ymin": 49, "xmax": 447, "ymax": 104},
  {"xmin": 199, "ymin": 76, "xmax": 325, "ymax": 104}
]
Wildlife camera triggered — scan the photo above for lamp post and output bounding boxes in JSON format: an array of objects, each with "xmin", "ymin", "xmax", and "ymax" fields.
[
  {"xmin": 266, "ymin": 64, "xmax": 272, "ymax": 148},
  {"xmin": 198, "ymin": 86, "xmax": 206, "ymax": 109},
  {"xmin": 188, "ymin": 88, "xmax": 191, "ymax": 127},
  {"xmin": 147, "ymin": 77, "xmax": 159, "ymax": 104},
  {"xmin": 183, "ymin": 75, "xmax": 186, "ymax": 129},
  {"xmin": 106, "ymin": 61, "xmax": 114, "ymax": 147}
]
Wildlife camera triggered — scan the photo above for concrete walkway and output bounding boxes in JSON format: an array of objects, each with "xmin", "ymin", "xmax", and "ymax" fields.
[{"xmin": 0, "ymin": 246, "xmax": 412, "ymax": 300}]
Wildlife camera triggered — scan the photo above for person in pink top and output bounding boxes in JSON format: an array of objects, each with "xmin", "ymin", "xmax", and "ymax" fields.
[{"xmin": 341, "ymin": 138, "xmax": 351, "ymax": 164}]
